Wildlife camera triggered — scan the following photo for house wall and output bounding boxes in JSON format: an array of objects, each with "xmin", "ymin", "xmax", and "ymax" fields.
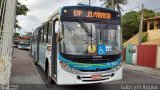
[
  {"xmin": 148, "ymin": 30, "xmax": 160, "ymax": 41},
  {"xmin": 156, "ymin": 46, "xmax": 160, "ymax": 68}
]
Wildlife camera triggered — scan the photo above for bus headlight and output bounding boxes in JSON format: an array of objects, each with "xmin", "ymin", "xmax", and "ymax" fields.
[
  {"xmin": 18, "ymin": 46, "xmax": 21, "ymax": 48},
  {"xmin": 112, "ymin": 62, "xmax": 122, "ymax": 71},
  {"xmin": 60, "ymin": 61, "xmax": 78, "ymax": 74}
]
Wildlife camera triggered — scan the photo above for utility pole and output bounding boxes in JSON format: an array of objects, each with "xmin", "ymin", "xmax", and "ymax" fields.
[
  {"xmin": 139, "ymin": 4, "xmax": 144, "ymax": 45},
  {"xmin": 89, "ymin": 0, "xmax": 91, "ymax": 6},
  {"xmin": 111, "ymin": 0, "xmax": 115, "ymax": 10}
]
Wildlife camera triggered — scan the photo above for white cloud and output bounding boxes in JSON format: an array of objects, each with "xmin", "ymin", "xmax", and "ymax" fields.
[
  {"xmin": 17, "ymin": 0, "xmax": 160, "ymax": 35},
  {"xmin": 17, "ymin": 0, "xmax": 77, "ymax": 35}
]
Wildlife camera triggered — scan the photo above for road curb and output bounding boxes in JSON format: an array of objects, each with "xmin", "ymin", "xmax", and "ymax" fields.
[{"xmin": 124, "ymin": 64, "xmax": 160, "ymax": 77}]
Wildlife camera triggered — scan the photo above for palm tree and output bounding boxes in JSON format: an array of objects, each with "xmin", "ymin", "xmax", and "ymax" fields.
[{"xmin": 100, "ymin": 0, "xmax": 128, "ymax": 14}]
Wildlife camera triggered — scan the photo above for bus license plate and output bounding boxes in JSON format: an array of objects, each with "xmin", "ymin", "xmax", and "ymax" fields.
[{"xmin": 91, "ymin": 75, "xmax": 102, "ymax": 80}]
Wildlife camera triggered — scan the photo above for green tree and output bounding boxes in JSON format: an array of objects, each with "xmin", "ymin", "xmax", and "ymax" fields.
[
  {"xmin": 100, "ymin": 0, "xmax": 128, "ymax": 14},
  {"xmin": 0, "ymin": 0, "xmax": 29, "ymax": 29},
  {"xmin": 155, "ymin": 12, "xmax": 160, "ymax": 16},
  {"xmin": 141, "ymin": 33, "xmax": 148, "ymax": 43},
  {"xmin": 121, "ymin": 9, "xmax": 156, "ymax": 42},
  {"xmin": 16, "ymin": 1, "xmax": 29, "ymax": 29},
  {"xmin": 139, "ymin": 9, "xmax": 155, "ymax": 19},
  {"xmin": 14, "ymin": 32, "xmax": 20, "ymax": 38},
  {"xmin": 121, "ymin": 11, "xmax": 140, "ymax": 42}
]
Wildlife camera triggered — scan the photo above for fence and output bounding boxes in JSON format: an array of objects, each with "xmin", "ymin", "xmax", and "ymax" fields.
[
  {"xmin": 137, "ymin": 45, "xmax": 157, "ymax": 68},
  {"xmin": 0, "ymin": 0, "xmax": 17, "ymax": 89}
]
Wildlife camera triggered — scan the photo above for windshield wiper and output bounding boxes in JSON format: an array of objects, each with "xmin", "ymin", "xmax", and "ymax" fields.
[
  {"xmin": 78, "ymin": 19, "xmax": 92, "ymax": 37},
  {"xmin": 78, "ymin": 19, "xmax": 94, "ymax": 49}
]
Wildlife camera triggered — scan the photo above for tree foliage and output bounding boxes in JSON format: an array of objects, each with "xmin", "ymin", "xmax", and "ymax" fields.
[
  {"xmin": 156, "ymin": 12, "xmax": 160, "ymax": 16},
  {"xmin": 139, "ymin": 9, "xmax": 155, "ymax": 19},
  {"xmin": 100, "ymin": 0, "xmax": 128, "ymax": 14},
  {"xmin": 14, "ymin": 32, "xmax": 20, "ymax": 38},
  {"xmin": 121, "ymin": 11, "xmax": 140, "ymax": 42},
  {"xmin": 121, "ymin": 9, "xmax": 158, "ymax": 42},
  {"xmin": 16, "ymin": 2, "xmax": 29, "ymax": 16},
  {"xmin": 0, "ymin": 0, "xmax": 29, "ymax": 29},
  {"xmin": 16, "ymin": 1, "xmax": 29, "ymax": 29},
  {"xmin": 142, "ymin": 33, "xmax": 148, "ymax": 43}
]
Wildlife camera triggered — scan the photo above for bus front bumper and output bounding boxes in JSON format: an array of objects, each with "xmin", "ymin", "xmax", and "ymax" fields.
[{"xmin": 56, "ymin": 64, "xmax": 123, "ymax": 85}]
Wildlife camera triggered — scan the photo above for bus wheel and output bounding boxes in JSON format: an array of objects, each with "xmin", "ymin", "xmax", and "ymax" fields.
[{"xmin": 34, "ymin": 53, "xmax": 38, "ymax": 65}]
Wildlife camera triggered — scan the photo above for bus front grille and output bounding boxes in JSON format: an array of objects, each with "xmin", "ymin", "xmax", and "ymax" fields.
[
  {"xmin": 82, "ymin": 79, "xmax": 108, "ymax": 82},
  {"xmin": 60, "ymin": 53, "xmax": 121, "ymax": 64},
  {"xmin": 79, "ymin": 68, "xmax": 112, "ymax": 72},
  {"xmin": 77, "ymin": 73, "xmax": 113, "ymax": 82}
]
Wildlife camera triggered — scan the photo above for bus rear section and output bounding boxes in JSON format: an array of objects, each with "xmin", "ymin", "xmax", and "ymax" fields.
[{"xmin": 18, "ymin": 36, "xmax": 30, "ymax": 50}]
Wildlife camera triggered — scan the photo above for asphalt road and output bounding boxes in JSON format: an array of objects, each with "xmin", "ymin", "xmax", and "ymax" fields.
[
  {"xmin": 35, "ymin": 64, "xmax": 160, "ymax": 90},
  {"xmin": 11, "ymin": 48, "xmax": 160, "ymax": 90},
  {"xmin": 34, "ymin": 55, "xmax": 160, "ymax": 90}
]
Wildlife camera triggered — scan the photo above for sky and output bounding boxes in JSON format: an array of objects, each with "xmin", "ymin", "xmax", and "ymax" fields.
[{"xmin": 18, "ymin": 0, "xmax": 160, "ymax": 35}]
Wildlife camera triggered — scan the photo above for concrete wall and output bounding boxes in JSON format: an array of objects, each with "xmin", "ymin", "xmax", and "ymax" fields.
[
  {"xmin": 142, "ymin": 38, "xmax": 160, "ymax": 45},
  {"xmin": 0, "ymin": 0, "xmax": 17, "ymax": 87},
  {"xmin": 148, "ymin": 30, "xmax": 160, "ymax": 41},
  {"xmin": 123, "ymin": 33, "xmax": 139, "ymax": 47},
  {"xmin": 156, "ymin": 46, "xmax": 160, "ymax": 68}
]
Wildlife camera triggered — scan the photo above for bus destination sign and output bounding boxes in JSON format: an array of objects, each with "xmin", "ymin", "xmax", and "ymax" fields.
[
  {"xmin": 61, "ymin": 7, "xmax": 119, "ymax": 20},
  {"xmin": 73, "ymin": 10, "xmax": 112, "ymax": 19}
]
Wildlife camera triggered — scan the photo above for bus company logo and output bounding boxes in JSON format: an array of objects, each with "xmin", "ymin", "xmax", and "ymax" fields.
[{"xmin": 96, "ymin": 68, "xmax": 100, "ymax": 71}]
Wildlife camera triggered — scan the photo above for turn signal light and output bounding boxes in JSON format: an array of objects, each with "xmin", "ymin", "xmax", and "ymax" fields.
[{"xmin": 60, "ymin": 61, "xmax": 78, "ymax": 74}]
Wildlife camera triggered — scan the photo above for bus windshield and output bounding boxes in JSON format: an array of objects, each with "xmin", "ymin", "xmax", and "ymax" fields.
[
  {"xmin": 60, "ymin": 21, "xmax": 121, "ymax": 55},
  {"xmin": 19, "ymin": 39, "xmax": 30, "ymax": 45}
]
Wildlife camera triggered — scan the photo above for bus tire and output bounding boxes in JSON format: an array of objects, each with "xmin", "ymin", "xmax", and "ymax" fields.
[
  {"xmin": 34, "ymin": 52, "xmax": 38, "ymax": 65},
  {"xmin": 34, "ymin": 61, "xmax": 38, "ymax": 65}
]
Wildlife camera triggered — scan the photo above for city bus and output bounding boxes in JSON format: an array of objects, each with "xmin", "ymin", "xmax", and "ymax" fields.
[
  {"xmin": 18, "ymin": 36, "xmax": 30, "ymax": 50},
  {"xmin": 31, "ymin": 5, "xmax": 122, "ymax": 85}
]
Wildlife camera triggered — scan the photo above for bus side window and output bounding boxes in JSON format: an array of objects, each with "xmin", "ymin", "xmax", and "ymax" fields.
[
  {"xmin": 48, "ymin": 21, "xmax": 52, "ymax": 44},
  {"xmin": 46, "ymin": 23, "xmax": 49, "ymax": 43},
  {"xmin": 36, "ymin": 31, "xmax": 38, "ymax": 42},
  {"xmin": 40, "ymin": 28, "xmax": 44, "ymax": 43},
  {"xmin": 44, "ymin": 25, "xmax": 48, "ymax": 43}
]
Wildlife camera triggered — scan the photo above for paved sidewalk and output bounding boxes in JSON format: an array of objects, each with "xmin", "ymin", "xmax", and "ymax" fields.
[
  {"xmin": 10, "ymin": 48, "xmax": 47, "ymax": 90},
  {"xmin": 124, "ymin": 63, "xmax": 160, "ymax": 77},
  {"xmin": 0, "ymin": 61, "xmax": 4, "ymax": 84}
]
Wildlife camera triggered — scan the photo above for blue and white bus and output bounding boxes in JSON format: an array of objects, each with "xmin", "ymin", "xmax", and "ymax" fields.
[
  {"xmin": 31, "ymin": 5, "xmax": 122, "ymax": 85},
  {"xmin": 18, "ymin": 36, "xmax": 30, "ymax": 50}
]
